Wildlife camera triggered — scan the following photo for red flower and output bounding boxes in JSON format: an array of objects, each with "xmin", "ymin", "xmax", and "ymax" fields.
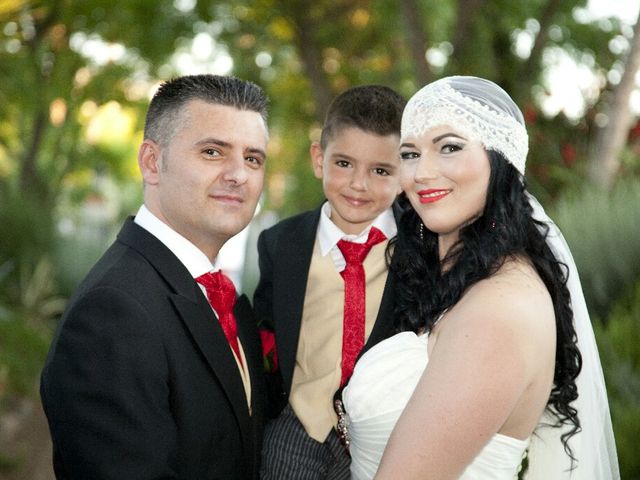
[
  {"xmin": 630, "ymin": 120, "xmax": 640, "ymax": 140},
  {"xmin": 259, "ymin": 328, "xmax": 279, "ymax": 373},
  {"xmin": 523, "ymin": 105, "xmax": 538, "ymax": 124},
  {"xmin": 560, "ymin": 142, "xmax": 577, "ymax": 167}
]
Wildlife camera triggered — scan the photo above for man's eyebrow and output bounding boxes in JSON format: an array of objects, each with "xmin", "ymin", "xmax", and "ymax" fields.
[
  {"xmin": 195, "ymin": 138, "xmax": 266, "ymax": 158},
  {"xmin": 195, "ymin": 137, "xmax": 230, "ymax": 148},
  {"xmin": 247, "ymin": 147, "xmax": 266, "ymax": 158}
]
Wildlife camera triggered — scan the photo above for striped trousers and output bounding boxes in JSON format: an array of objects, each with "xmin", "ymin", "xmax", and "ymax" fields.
[{"xmin": 260, "ymin": 403, "xmax": 351, "ymax": 479}]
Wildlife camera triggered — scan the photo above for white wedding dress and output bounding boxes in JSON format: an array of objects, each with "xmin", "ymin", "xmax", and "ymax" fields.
[{"xmin": 342, "ymin": 331, "xmax": 529, "ymax": 480}]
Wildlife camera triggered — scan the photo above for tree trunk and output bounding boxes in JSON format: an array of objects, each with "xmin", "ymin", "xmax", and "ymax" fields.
[
  {"xmin": 451, "ymin": 0, "xmax": 488, "ymax": 59},
  {"xmin": 19, "ymin": 109, "xmax": 48, "ymax": 200},
  {"xmin": 18, "ymin": 4, "xmax": 60, "ymax": 201},
  {"xmin": 398, "ymin": 0, "xmax": 431, "ymax": 86},
  {"xmin": 588, "ymin": 9, "xmax": 640, "ymax": 189},
  {"xmin": 520, "ymin": 0, "xmax": 560, "ymax": 96},
  {"xmin": 289, "ymin": 7, "xmax": 334, "ymax": 122}
]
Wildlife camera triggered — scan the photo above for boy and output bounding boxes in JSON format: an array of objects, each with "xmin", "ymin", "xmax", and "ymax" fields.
[{"xmin": 254, "ymin": 85, "xmax": 406, "ymax": 479}]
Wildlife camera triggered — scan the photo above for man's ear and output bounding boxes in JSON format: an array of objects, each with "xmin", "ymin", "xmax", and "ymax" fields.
[
  {"xmin": 138, "ymin": 140, "xmax": 162, "ymax": 185},
  {"xmin": 310, "ymin": 142, "xmax": 324, "ymax": 179}
]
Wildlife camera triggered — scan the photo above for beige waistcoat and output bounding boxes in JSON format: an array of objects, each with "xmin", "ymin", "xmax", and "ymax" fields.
[{"xmin": 289, "ymin": 239, "xmax": 389, "ymax": 442}]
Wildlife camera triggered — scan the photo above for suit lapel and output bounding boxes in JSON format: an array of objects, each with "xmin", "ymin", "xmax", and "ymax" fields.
[
  {"xmin": 171, "ymin": 293, "xmax": 251, "ymax": 426},
  {"xmin": 273, "ymin": 209, "xmax": 320, "ymax": 390},
  {"xmin": 117, "ymin": 218, "xmax": 252, "ymax": 444}
]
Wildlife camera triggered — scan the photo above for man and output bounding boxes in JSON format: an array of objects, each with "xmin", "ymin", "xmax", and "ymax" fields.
[{"xmin": 41, "ymin": 75, "xmax": 269, "ymax": 479}]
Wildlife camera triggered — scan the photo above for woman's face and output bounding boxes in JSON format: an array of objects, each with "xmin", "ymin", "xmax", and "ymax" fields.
[{"xmin": 400, "ymin": 125, "xmax": 491, "ymax": 257}]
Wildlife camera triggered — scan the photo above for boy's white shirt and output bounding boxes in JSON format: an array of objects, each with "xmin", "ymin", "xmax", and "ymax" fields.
[{"xmin": 317, "ymin": 201, "xmax": 397, "ymax": 272}]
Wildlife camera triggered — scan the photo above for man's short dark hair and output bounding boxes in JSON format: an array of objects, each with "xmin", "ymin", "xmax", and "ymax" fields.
[
  {"xmin": 320, "ymin": 85, "xmax": 406, "ymax": 149},
  {"xmin": 144, "ymin": 74, "xmax": 269, "ymax": 147}
]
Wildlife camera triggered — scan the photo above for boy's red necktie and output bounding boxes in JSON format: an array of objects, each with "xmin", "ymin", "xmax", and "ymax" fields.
[
  {"xmin": 196, "ymin": 271, "xmax": 242, "ymax": 367},
  {"xmin": 336, "ymin": 227, "xmax": 386, "ymax": 386}
]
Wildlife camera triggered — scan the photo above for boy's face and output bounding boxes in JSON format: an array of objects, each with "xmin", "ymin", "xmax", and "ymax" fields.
[{"xmin": 311, "ymin": 126, "xmax": 402, "ymax": 235}]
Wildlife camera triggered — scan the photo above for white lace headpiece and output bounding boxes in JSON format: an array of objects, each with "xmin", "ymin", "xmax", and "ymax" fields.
[{"xmin": 401, "ymin": 76, "xmax": 529, "ymax": 175}]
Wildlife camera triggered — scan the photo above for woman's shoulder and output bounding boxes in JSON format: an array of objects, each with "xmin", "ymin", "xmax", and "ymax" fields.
[
  {"xmin": 444, "ymin": 256, "xmax": 555, "ymax": 344},
  {"xmin": 470, "ymin": 256, "xmax": 550, "ymax": 308}
]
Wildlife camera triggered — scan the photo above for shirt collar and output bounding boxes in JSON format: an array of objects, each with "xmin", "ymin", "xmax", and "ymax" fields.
[
  {"xmin": 317, "ymin": 201, "xmax": 397, "ymax": 256},
  {"xmin": 134, "ymin": 205, "xmax": 214, "ymax": 278}
]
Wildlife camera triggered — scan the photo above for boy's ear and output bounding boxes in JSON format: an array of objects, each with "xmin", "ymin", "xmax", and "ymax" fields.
[
  {"xmin": 138, "ymin": 140, "xmax": 162, "ymax": 185},
  {"xmin": 310, "ymin": 142, "xmax": 324, "ymax": 179}
]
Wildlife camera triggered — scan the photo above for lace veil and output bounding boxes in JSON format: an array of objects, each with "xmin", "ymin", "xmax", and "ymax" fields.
[{"xmin": 402, "ymin": 76, "xmax": 619, "ymax": 479}]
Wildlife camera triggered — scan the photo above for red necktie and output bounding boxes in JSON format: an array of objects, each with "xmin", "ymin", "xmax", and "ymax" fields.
[
  {"xmin": 336, "ymin": 227, "xmax": 387, "ymax": 386},
  {"xmin": 196, "ymin": 271, "xmax": 242, "ymax": 367}
]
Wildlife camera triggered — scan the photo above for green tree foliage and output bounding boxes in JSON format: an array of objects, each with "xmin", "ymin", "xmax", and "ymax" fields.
[
  {"xmin": 1, "ymin": 0, "xmax": 637, "ymax": 217},
  {"xmin": 594, "ymin": 281, "xmax": 640, "ymax": 479},
  {"xmin": 0, "ymin": 0, "xmax": 207, "ymax": 207},
  {"xmin": 552, "ymin": 179, "xmax": 640, "ymax": 318},
  {"xmin": 207, "ymin": 0, "xmax": 639, "ymax": 210}
]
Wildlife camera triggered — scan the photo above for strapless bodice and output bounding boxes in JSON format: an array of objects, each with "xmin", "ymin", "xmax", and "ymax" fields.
[{"xmin": 343, "ymin": 332, "xmax": 528, "ymax": 479}]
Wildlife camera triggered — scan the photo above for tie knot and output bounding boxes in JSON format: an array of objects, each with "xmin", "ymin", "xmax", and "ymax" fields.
[
  {"xmin": 337, "ymin": 227, "xmax": 387, "ymax": 264},
  {"xmin": 196, "ymin": 271, "xmax": 236, "ymax": 314}
]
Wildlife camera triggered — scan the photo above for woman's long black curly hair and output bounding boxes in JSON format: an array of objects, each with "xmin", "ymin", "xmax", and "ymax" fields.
[{"xmin": 389, "ymin": 150, "xmax": 582, "ymax": 462}]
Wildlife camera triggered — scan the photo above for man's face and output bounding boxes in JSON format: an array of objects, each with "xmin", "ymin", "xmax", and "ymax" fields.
[{"xmin": 140, "ymin": 100, "xmax": 268, "ymax": 260}]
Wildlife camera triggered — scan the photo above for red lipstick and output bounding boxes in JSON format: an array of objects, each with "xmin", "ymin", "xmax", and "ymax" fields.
[{"xmin": 417, "ymin": 189, "xmax": 451, "ymax": 204}]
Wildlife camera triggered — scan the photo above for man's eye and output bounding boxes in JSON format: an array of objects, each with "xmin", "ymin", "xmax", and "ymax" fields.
[
  {"xmin": 246, "ymin": 156, "xmax": 263, "ymax": 167},
  {"xmin": 373, "ymin": 168, "xmax": 390, "ymax": 176},
  {"xmin": 203, "ymin": 148, "xmax": 220, "ymax": 157}
]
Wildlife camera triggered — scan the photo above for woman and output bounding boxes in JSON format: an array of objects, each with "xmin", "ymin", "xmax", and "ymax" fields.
[{"xmin": 341, "ymin": 76, "xmax": 619, "ymax": 479}]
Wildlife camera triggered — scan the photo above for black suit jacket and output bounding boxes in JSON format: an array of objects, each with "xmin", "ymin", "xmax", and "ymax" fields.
[
  {"xmin": 253, "ymin": 206, "xmax": 399, "ymax": 414},
  {"xmin": 41, "ymin": 218, "xmax": 265, "ymax": 479}
]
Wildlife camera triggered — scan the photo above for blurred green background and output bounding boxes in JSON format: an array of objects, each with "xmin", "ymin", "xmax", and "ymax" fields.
[{"xmin": 1, "ymin": 0, "xmax": 639, "ymax": 478}]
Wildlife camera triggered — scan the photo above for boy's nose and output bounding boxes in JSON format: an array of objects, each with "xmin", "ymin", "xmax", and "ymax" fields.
[{"xmin": 349, "ymin": 169, "xmax": 368, "ymax": 191}]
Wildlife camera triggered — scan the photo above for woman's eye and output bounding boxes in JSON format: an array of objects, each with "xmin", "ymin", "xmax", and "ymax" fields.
[
  {"xmin": 400, "ymin": 151, "xmax": 419, "ymax": 160},
  {"xmin": 441, "ymin": 143, "xmax": 463, "ymax": 154}
]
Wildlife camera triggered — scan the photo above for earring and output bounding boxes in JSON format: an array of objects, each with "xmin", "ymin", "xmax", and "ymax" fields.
[
  {"xmin": 419, "ymin": 222, "xmax": 425, "ymax": 241},
  {"xmin": 490, "ymin": 219, "xmax": 497, "ymax": 229}
]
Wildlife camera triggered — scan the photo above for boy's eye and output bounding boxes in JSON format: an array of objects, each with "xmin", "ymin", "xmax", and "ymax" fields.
[
  {"xmin": 336, "ymin": 160, "xmax": 351, "ymax": 168},
  {"xmin": 373, "ymin": 168, "xmax": 390, "ymax": 176}
]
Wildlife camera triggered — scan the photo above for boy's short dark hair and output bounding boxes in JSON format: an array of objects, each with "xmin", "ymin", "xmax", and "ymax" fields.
[
  {"xmin": 144, "ymin": 74, "xmax": 268, "ymax": 147},
  {"xmin": 320, "ymin": 85, "xmax": 406, "ymax": 149}
]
